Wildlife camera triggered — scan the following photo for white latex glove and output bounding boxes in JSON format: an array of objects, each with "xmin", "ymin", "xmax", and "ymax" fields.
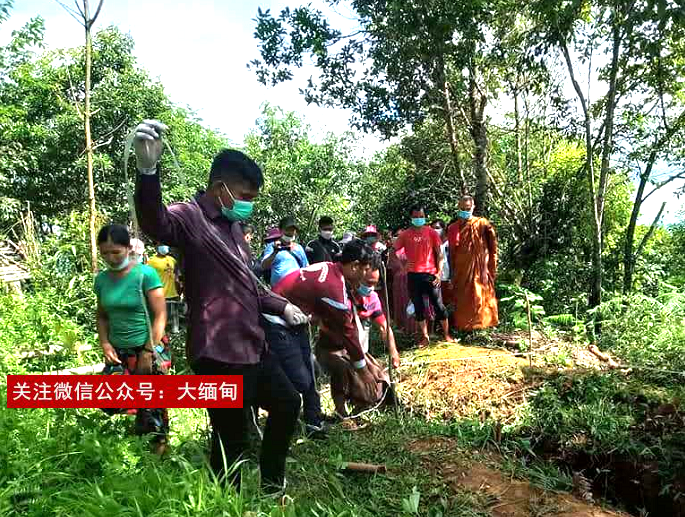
[
  {"xmin": 133, "ymin": 119, "xmax": 168, "ymax": 174},
  {"xmin": 283, "ymin": 303, "xmax": 310, "ymax": 326}
]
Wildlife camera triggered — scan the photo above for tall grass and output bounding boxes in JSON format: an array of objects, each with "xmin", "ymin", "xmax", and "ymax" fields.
[{"xmin": 594, "ymin": 287, "xmax": 685, "ymax": 377}]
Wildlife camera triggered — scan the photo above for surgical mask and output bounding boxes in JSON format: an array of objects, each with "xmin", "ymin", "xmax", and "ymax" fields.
[
  {"xmin": 411, "ymin": 217, "xmax": 426, "ymax": 227},
  {"xmin": 135, "ymin": 254, "xmax": 144, "ymax": 264},
  {"xmin": 320, "ymin": 230, "xmax": 333, "ymax": 240},
  {"xmin": 157, "ymin": 245, "xmax": 169, "ymax": 255},
  {"xmin": 357, "ymin": 284, "xmax": 373, "ymax": 296},
  {"xmin": 220, "ymin": 184, "xmax": 254, "ymax": 221},
  {"xmin": 281, "ymin": 235, "xmax": 295, "ymax": 244},
  {"xmin": 109, "ymin": 256, "xmax": 130, "ymax": 271},
  {"xmin": 457, "ymin": 210, "xmax": 473, "ymax": 220},
  {"xmin": 366, "ymin": 236, "xmax": 378, "ymax": 244},
  {"xmin": 434, "ymin": 228, "xmax": 444, "ymax": 237}
]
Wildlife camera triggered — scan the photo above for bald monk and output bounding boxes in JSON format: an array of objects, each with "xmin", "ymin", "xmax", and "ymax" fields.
[{"xmin": 447, "ymin": 195, "xmax": 498, "ymax": 330}]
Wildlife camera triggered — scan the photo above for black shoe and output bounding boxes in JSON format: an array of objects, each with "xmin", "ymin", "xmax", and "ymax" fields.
[{"xmin": 304, "ymin": 423, "xmax": 328, "ymax": 440}]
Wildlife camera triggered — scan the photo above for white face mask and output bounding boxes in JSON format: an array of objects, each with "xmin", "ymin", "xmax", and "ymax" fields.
[
  {"xmin": 320, "ymin": 230, "xmax": 333, "ymax": 240},
  {"xmin": 434, "ymin": 228, "xmax": 444, "ymax": 237}
]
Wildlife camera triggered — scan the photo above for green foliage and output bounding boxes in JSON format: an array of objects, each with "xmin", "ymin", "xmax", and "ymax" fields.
[
  {"xmin": 0, "ymin": 22, "xmax": 226, "ymax": 229},
  {"xmin": 0, "ymin": 211, "xmax": 102, "ymax": 375},
  {"xmin": 0, "ymin": 393, "xmax": 491, "ymax": 517},
  {"xmin": 594, "ymin": 287, "xmax": 685, "ymax": 378},
  {"xmin": 246, "ymin": 104, "xmax": 361, "ymax": 242},
  {"xmin": 521, "ymin": 372, "xmax": 638, "ymax": 455},
  {"xmin": 498, "ymin": 284, "xmax": 545, "ymax": 331},
  {"xmin": 0, "ymin": 290, "xmax": 97, "ymax": 375}
]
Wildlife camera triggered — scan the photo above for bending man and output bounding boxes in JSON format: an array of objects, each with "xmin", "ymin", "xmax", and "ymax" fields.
[
  {"xmin": 317, "ymin": 251, "xmax": 400, "ymax": 419},
  {"xmin": 272, "ymin": 240, "xmax": 380, "ymax": 416}
]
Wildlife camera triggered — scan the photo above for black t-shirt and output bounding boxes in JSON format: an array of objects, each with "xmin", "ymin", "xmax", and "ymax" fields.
[{"xmin": 306, "ymin": 236, "xmax": 342, "ymax": 264}]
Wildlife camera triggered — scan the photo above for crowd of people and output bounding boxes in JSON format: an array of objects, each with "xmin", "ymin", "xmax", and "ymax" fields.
[{"xmin": 92, "ymin": 119, "xmax": 499, "ymax": 496}]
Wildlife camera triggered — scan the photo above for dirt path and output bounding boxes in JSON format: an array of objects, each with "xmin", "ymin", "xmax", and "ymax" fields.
[{"xmin": 407, "ymin": 437, "xmax": 628, "ymax": 517}]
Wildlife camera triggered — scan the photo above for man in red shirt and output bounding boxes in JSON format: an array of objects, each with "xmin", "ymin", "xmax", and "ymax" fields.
[
  {"xmin": 393, "ymin": 205, "xmax": 454, "ymax": 347},
  {"xmin": 317, "ymin": 252, "xmax": 401, "ymax": 419},
  {"xmin": 272, "ymin": 240, "xmax": 380, "ymax": 416}
]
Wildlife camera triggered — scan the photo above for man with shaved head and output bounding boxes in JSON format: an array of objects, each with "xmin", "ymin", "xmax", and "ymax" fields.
[{"xmin": 447, "ymin": 195, "xmax": 499, "ymax": 331}]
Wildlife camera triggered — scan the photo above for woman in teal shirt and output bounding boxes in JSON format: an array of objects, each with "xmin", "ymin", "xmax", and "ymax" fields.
[{"xmin": 94, "ymin": 224, "xmax": 169, "ymax": 454}]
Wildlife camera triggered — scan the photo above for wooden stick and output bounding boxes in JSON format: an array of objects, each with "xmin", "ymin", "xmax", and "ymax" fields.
[
  {"xmin": 525, "ymin": 291, "xmax": 533, "ymax": 367},
  {"xmin": 342, "ymin": 462, "xmax": 387, "ymax": 473},
  {"xmin": 588, "ymin": 344, "xmax": 619, "ymax": 368}
]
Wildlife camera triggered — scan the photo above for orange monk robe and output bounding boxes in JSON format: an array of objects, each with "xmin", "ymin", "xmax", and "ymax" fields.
[{"xmin": 447, "ymin": 216, "xmax": 498, "ymax": 330}]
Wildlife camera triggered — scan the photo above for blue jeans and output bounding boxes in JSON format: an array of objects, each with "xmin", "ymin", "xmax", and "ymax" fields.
[{"xmin": 263, "ymin": 320, "xmax": 322, "ymax": 427}]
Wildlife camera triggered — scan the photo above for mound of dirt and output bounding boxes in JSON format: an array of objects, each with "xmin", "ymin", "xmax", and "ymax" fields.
[
  {"xmin": 397, "ymin": 344, "xmax": 538, "ymax": 420},
  {"xmin": 407, "ymin": 437, "xmax": 628, "ymax": 517}
]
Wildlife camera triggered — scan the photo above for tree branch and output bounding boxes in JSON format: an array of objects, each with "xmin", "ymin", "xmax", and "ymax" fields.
[
  {"xmin": 94, "ymin": 117, "xmax": 128, "ymax": 145},
  {"xmin": 638, "ymin": 107, "xmax": 685, "ymax": 202},
  {"xmin": 92, "ymin": 136, "xmax": 113, "ymax": 151},
  {"xmin": 634, "ymin": 201, "xmax": 666, "ymax": 261},
  {"xmin": 559, "ymin": 36, "xmax": 596, "ymax": 207},
  {"xmin": 73, "ymin": 0, "xmax": 85, "ymax": 19},
  {"xmin": 55, "ymin": 0, "xmax": 84, "ymax": 26},
  {"xmin": 91, "ymin": 0, "xmax": 105, "ymax": 25},
  {"xmin": 642, "ymin": 171, "xmax": 685, "ymax": 203}
]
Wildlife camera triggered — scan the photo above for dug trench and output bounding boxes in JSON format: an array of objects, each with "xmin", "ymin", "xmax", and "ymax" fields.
[
  {"xmin": 533, "ymin": 400, "xmax": 685, "ymax": 517},
  {"xmin": 397, "ymin": 342, "xmax": 685, "ymax": 516}
]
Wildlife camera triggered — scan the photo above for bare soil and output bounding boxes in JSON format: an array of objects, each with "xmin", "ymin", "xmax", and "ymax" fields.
[{"xmin": 407, "ymin": 437, "xmax": 629, "ymax": 517}]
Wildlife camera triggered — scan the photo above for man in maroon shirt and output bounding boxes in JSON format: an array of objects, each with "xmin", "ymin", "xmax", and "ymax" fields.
[
  {"xmin": 316, "ymin": 252, "xmax": 400, "ymax": 419},
  {"xmin": 133, "ymin": 119, "xmax": 307, "ymax": 495},
  {"xmin": 272, "ymin": 240, "xmax": 380, "ymax": 407}
]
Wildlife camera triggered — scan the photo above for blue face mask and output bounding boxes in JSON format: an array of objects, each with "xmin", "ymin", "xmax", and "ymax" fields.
[
  {"xmin": 157, "ymin": 245, "xmax": 169, "ymax": 255},
  {"xmin": 109, "ymin": 256, "xmax": 130, "ymax": 271},
  {"xmin": 457, "ymin": 210, "xmax": 473, "ymax": 220},
  {"xmin": 366, "ymin": 236, "xmax": 378, "ymax": 244},
  {"xmin": 221, "ymin": 184, "xmax": 254, "ymax": 222},
  {"xmin": 411, "ymin": 217, "xmax": 426, "ymax": 227},
  {"xmin": 357, "ymin": 284, "xmax": 373, "ymax": 296}
]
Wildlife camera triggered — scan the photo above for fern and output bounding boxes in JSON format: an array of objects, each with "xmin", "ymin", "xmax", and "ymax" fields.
[{"xmin": 544, "ymin": 314, "xmax": 579, "ymax": 327}]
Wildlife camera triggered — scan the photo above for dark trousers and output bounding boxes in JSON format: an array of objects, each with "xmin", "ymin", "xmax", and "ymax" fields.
[
  {"xmin": 263, "ymin": 320, "xmax": 323, "ymax": 427},
  {"xmin": 192, "ymin": 351, "xmax": 300, "ymax": 490},
  {"xmin": 407, "ymin": 272, "xmax": 448, "ymax": 322}
]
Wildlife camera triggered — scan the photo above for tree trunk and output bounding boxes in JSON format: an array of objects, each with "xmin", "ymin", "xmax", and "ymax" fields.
[
  {"xmin": 514, "ymin": 88, "xmax": 523, "ymax": 183},
  {"xmin": 623, "ymin": 173, "xmax": 648, "ymax": 294},
  {"xmin": 559, "ymin": 35, "xmax": 601, "ymax": 309},
  {"xmin": 84, "ymin": 0, "xmax": 98, "ymax": 273},
  {"xmin": 469, "ymin": 65, "xmax": 488, "ymax": 216},
  {"xmin": 437, "ymin": 57, "xmax": 465, "ymax": 192},
  {"xmin": 622, "ymin": 108, "xmax": 685, "ymax": 293}
]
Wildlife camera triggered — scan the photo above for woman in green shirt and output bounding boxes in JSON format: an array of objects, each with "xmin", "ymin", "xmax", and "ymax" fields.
[{"xmin": 94, "ymin": 224, "xmax": 169, "ymax": 455}]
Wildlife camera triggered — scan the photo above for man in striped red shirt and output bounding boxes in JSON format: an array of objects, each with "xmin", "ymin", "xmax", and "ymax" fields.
[
  {"xmin": 316, "ymin": 253, "xmax": 401, "ymax": 418},
  {"xmin": 270, "ymin": 240, "xmax": 380, "ymax": 429}
]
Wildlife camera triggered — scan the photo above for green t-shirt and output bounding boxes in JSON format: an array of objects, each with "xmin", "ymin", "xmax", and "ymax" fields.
[{"xmin": 94, "ymin": 264, "xmax": 163, "ymax": 349}]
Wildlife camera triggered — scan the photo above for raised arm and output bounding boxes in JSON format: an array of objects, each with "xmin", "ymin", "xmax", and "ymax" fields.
[{"xmin": 132, "ymin": 120, "xmax": 188, "ymax": 247}]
